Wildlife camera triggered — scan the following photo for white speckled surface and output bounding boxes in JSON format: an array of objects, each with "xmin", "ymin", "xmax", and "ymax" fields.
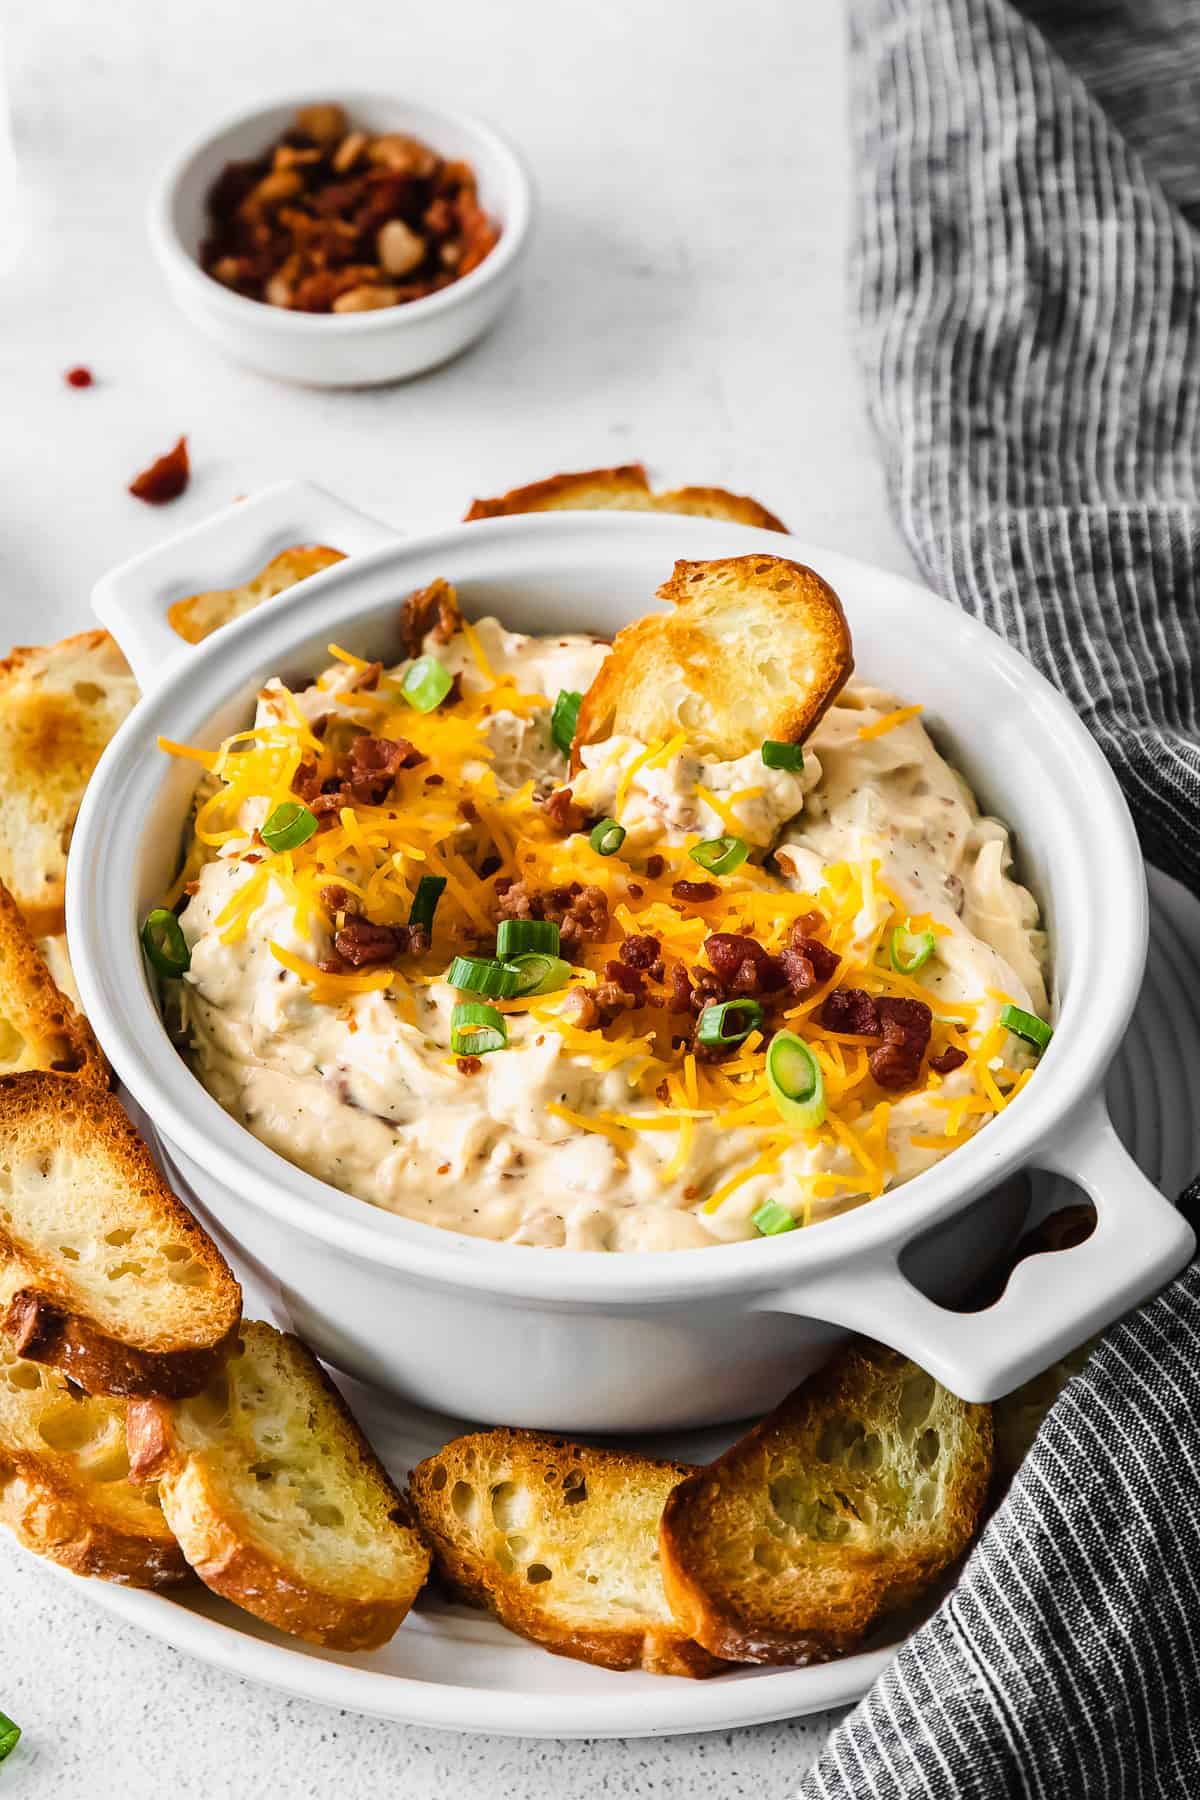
[{"xmin": 0, "ymin": 0, "xmax": 909, "ymax": 1789}]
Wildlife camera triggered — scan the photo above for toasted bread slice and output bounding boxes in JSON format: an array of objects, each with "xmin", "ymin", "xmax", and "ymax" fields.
[
  {"xmin": 0, "ymin": 882, "xmax": 106, "ymax": 1086},
  {"xmin": 464, "ymin": 464, "xmax": 788, "ymax": 532},
  {"xmin": 166, "ymin": 544, "xmax": 345, "ymax": 646},
  {"xmin": 0, "ymin": 1329, "xmax": 188, "ymax": 1586},
  {"xmin": 659, "ymin": 1344, "xmax": 992, "ymax": 1665},
  {"xmin": 0, "ymin": 1073, "xmax": 241, "ymax": 1397},
  {"xmin": 573, "ymin": 554, "xmax": 852, "ymax": 765},
  {"xmin": 35, "ymin": 935, "xmax": 80, "ymax": 1010},
  {"xmin": 408, "ymin": 1428, "xmax": 725, "ymax": 1676},
  {"xmin": 126, "ymin": 1320, "xmax": 431, "ymax": 1650},
  {"xmin": 0, "ymin": 631, "xmax": 138, "ymax": 936}
]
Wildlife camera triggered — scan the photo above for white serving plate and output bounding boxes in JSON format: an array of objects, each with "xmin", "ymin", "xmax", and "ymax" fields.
[{"xmin": 31, "ymin": 869, "xmax": 1200, "ymax": 1737}]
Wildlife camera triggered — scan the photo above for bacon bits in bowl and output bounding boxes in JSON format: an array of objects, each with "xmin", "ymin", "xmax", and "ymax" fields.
[{"xmin": 150, "ymin": 95, "xmax": 532, "ymax": 386}]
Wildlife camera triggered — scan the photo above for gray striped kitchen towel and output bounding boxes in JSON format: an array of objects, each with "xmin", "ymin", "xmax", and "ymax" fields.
[{"xmin": 799, "ymin": 3, "xmax": 1200, "ymax": 1795}]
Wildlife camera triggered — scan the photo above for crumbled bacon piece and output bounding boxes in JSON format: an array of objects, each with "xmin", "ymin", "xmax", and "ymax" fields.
[
  {"xmin": 646, "ymin": 855, "xmax": 666, "ymax": 881},
  {"xmin": 398, "ymin": 577, "xmax": 462, "ymax": 656},
  {"xmin": 619, "ymin": 934, "xmax": 661, "ymax": 970},
  {"xmin": 868, "ymin": 997, "xmax": 933, "ymax": 1091},
  {"xmin": 704, "ymin": 933, "xmax": 786, "ymax": 997},
  {"xmin": 321, "ymin": 884, "xmax": 352, "ymax": 915},
  {"xmin": 496, "ymin": 880, "xmax": 608, "ymax": 952},
  {"xmin": 129, "ymin": 436, "xmax": 190, "ymax": 505},
  {"xmin": 543, "ymin": 786, "xmax": 587, "ymax": 835},
  {"xmin": 560, "ymin": 986, "xmax": 599, "ymax": 1030},
  {"xmin": 929, "ymin": 1044, "xmax": 968, "ymax": 1075},
  {"xmin": 668, "ymin": 964, "xmax": 693, "ymax": 1013},
  {"xmin": 351, "ymin": 659, "xmax": 383, "ymax": 691},
  {"xmin": 65, "ymin": 366, "xmax": 94, "ymax": 388},
  {"xmin": 456, "ymin": 1055, "xmax": 483, "ymax": 1076},
  {"xmin": 334, "ymin": 917, "xmax": 409, "ymax": 966},
  {"xmin": 790, "ymin": 911, "xmax": 826, "ymax": 940},
  {"xmin": 779, "ymin": 947, "xmax": 817, "ymax": 995},
  {"xmin": 819, "ymin": 988, "xmax": 882, "ymax": 1036},
  {"xmin": 789, "ymin": 932, "xmax": 840, "ymax": 985},
  {"xmin": 292, "ymin": 759, "xmax": 322, "ymax": 802},
  {"xmin": 673, "ymin": 879, "xmax": 720, "ymax": 904},
  {"xmin": 603, "ymin": 959, "xmax": 645, "ymax": 1002},
  {"xmin": 345, "ymin": 732, "xmax": 420, "ymax": 799}
]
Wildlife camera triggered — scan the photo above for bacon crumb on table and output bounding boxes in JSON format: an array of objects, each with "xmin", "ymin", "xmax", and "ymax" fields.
[
  {"xmin": 64, "ymin": 366, "xmax": 94, "ymax": 388},
  {"xmin": 129, "ymin": 436, "xmax": 190, "ymax": 505}
]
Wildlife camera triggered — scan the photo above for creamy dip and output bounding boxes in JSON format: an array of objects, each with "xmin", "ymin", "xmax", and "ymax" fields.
[{"xmin": 164, "ymin": 604, "xmax": 1049, "ymax": 1252}]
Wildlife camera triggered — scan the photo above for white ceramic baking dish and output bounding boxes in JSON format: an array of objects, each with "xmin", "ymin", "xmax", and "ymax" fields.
[{"xmin": 67, "ymin": 483, "xmax": 1194, "ymax": 1429}]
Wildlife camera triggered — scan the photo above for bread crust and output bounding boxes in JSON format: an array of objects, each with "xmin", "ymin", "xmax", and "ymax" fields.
[
  {"xmin": 659, "ymin": 1344, "xmax": 992, "ymax": 1665},
  {"xmin": 0, "ymin": 630, "xmax": 137, "ymax": 936},
  {"xmin": 573, "ymin": 553, "xmax": 852, "ymax": 767},
  {"xmin": 464, "ymin": 464, "xmax": 788, "ymax": 532},
  {"xmin": 0, "ymin": 1442, "xmax": 189, "ymax": 1588},
  {"xmin": 0, "ymin": 1073, "xmax": 241, "ymax": 1397},
  {"xmin": 0, "ymin": 879, "xmax": 107, "ymax": 1086},
  {"xmin": 166, "ymin": 544, "xmax": 345, "ymax": 646},
  {"xmin": 409, "ymin": 1427, "xmax": 726, "ymax": 1677},
  {"xmin": 127, "ymin": 1322, "xmax": 430, "ymax": 1652}
]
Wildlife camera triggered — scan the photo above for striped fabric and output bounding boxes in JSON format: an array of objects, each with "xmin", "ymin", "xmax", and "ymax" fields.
[{"xmin": 799, "ymin": 3, "xmax": 1200, "ymax": 1793}]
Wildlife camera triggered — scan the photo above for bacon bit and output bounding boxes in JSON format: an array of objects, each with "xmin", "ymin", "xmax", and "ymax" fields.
[
  {"xmin": 789, "ymin": 928, "xmax": 840, "ymax": 984},
  {"xmin": 560, "ymin": 986, "xmax": 599, "ymax": 1030},
  {"xmin": 425, "ymin": 773, "xmax": 445, "ymax": 787},
  {"xmin": 399, "ymin": 577, "xmax": 462, "ymax": 656},
  {"xmin": 543, "ymin": 786, "xmax": 587, "ymax": 835},
  {"xmin": 619, "ymin": 934, "xmax": 661, "ymax": 970},
  {"xmin": 603, "ymin": 959, "xmax": 645, "ymax": 1001},
  {"xmin": 930, "ymin": 1044, "xmax": 968, "ymax": 1075},
  {"xmin": 456, "ymin": 1055, "xmax": 483, "ymax": 1075},
  {"xmin": 646, "ymin": 855, "xmax": 666, "ymax": 880},
  {"xmin": 64, "ymin": 366, "xmax": 94, "ymax": 388},
  {"xmin": 656, "ymin": 1078, "xmax": 671, "ymax": 1104},
  {"xmin": 496, "ymin": 879, "xmax": 609, "ymax": 952},
  {"xmin": 437, "ymin": 1163, "xmax": 451, "ymax": 1175},
  {"xmin": 704, "ymin": 933, "xmax": 786, "ymax": 996},
  {"xmin": 242, "ymin": 852, "xmax": 263, "ymax": 865},
  {"xmin": 668, "ymin": 964, "xmax": 693, "ymax": 1013},
  {"xmin": 673, "ymin": 879, "xmax": 719, "ymax": 905},
  {"xmin": 129, "ymin": 436, "xmax": 190, "ymax": 505},
  {"xmin": 869, "ymin": 997, "xmax": 933, "ymax": 1091},
  {"xmin": 351, "ymin": 659, "xmax": 383, "ymax": 692},
  {"xmin": 819, "ymin": 988, "xmax": 881, "ymax": 1036},
  {"xmin": 334, "ymin": 917, "xmax": 408, "ymax": 966},
  {"xmin": 321, "ymin": 884, "xmax": 351, "ymax": 915}
]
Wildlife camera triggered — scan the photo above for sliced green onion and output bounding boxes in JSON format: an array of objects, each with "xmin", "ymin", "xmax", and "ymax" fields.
[
  {"xmin": 689, "ymin": 835, "xmax": 749, "ymax": 877},
  {"xmin": 999, "ymin": 1003, "xmax": 1053, "ymax": 1052},
  {"xmin": 696, "ymin": 998, "xmax": 765, "ymax": 1048},
  {"xmin": 451, "ymin": 1001, "xmax": 507, "ymax": 1056},
  {"xmin": 496, "ymin": 918, "xmax": 561, "ymax": 958},
  {"xmin": 551, "ymin": 689, "xmax": 582, "ymax": 756},
  {"xmin": 752, "ymin": 1200, "xmax": 798, "ymax": 1236},
  {"xmin": 0, "ymin": 1712, "xmax": 19, "ymax": 1764},
  {"xmin": 401, "ymin": 654, "xmax": 453, "ymax": 713},
  {"xmin": 446, "ymin": 955, "xmax": 520, "ymax": 998},
  {"xmin": 506, "ymin": 952, "xmax": 571, "ymax": 997},
  {"xmin": 261, "ymin": 800, "xmax": 318, "ymax": 854},
  {"xmin": 761, "ymin": 740, "xmax": 804, "ymax": 772},
  {"xmin": 589, "ymin": 816, "xmax": 626, "ymax": 856},
  {"xmin": 766, "ymin": 1032, "xmax": 826, "ymax": 1130},
  {"xmin": 141, "ymin": 908, "xmax": 190, "ymax": 977},
  {"xmin": 408, "ymin": 874, "xmax": 446, "ymax": 934},
  {"xmin": 889, "ymin": 925, "xmax": 936, "ymax": 975}
]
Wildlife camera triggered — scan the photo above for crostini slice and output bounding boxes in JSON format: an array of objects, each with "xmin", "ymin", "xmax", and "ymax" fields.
[
  {"xmin": 127, "ymin": 1320, "xmax": 431, "ymax": 1651},
  {"xmin": 166, "ymin": 544, "xmax": 345, "ymax": 645},
  {"xmin": 0, "ymin": 1328, "xmax": 188, "ymax": 1587},
  {"xmin": 0, "ymin": 1073, "xmax": 241, "ymax": 1397},
  {"xmin": 573, "ymin": 553, "xmax": 852, "ymax": 765},
  {"xmin": 659, "ymin": 1343, "xmax": 992, "ymax": 1665},
  {"xmin": 408, "ymin": 1427, "xmax": 726, "ymax": 1677},
  {"xmin": 0, "ymin": 880, "xmax": 106, "ymax": 1085},
  {"xmin": 464, "ymin": 463, "xmax": 788, "ymax": 533},
  {"xmin": 0, "ymin": 630, "xmax": 138, "ymax": 937}
]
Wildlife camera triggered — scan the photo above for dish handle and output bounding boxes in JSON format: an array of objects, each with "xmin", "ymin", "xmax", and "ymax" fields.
[
  {"xmin": 753, "ymin": 1097, "xmax": 1195, "ymax": 1401},
  {"xmin": 92, "ymin": 481, "xmax": 403, "ymax": 691}
]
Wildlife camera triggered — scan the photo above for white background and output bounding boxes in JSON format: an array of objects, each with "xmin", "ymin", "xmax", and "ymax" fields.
[{"xmin": 0, "ymin": 2, "xmax": 910, "ymax": 1794}]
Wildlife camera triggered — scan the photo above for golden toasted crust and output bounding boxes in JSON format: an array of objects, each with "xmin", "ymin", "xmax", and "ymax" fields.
[
  {"xmin": 0, "ymin": 631, "xmax": 138, "ymax": 935},
  {"xmin": 464, "ymin": 464, "xmax": 788, "ymax": 532},
  {"xmin": 0, "ymin": 1073, "xmax": 241, "ymax": 1397},
  {"xmin": 659, "ymin": 1345, "xmax": 992, "ymax": 1666},
  {"xmin": 127, "ymin": 1321, "xmax": 431, "ymax": 1651},
  {"xmin": 166, "ymin": 545, "xmax": 346, "ymax": 645},
  {"xmin": 409, "ymin": 1428, "xmax": 726, "ymax": 1677},
  {"xmin": 573, "ymin": 554, "xmax": 852, "ymax": 766},
  {"xmin": 0, "ymin": 881, "xmax": 107, "ymax": 1086},
  {"xmin": 0, "ymin": 1331, "xmax": 188, "ymax": 1587}
]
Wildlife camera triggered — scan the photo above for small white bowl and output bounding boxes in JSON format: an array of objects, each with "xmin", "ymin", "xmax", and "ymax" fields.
[{"xmin": 149, "ymin": 92, "xmax": 533, "ymax": 387}]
